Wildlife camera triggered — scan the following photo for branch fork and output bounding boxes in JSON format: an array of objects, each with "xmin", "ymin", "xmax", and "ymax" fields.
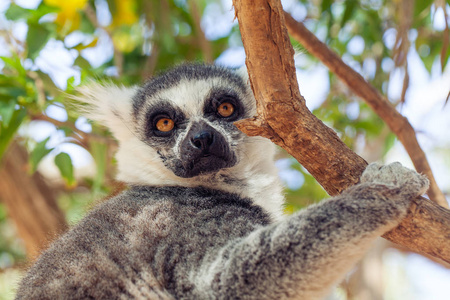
[{"xmin": 232, "ymin": 0, "xmax": 450, "ymax": 264}]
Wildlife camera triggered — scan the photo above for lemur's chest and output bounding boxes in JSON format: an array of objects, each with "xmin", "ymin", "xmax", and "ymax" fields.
[{"xmin": 120, "ymin": 194, "xmax": 271, "ymax": 250}]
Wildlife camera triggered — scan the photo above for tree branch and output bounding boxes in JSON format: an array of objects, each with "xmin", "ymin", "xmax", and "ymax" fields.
[
  {"xmin": 27, "ymin": 71, "xmax": 46, "ymax": 107},
  {"xmin": 0, "ymin": 142, "xmax": 67, "ymax": 260},
  {"xmin": 232, "ymin": 0, "xmax": 450, "ymax": 264},
  {"xmin": 141, "ymin": 42, "xmax": 159, "ymax": 80},
  {"xmin": 190, "ymin": 0, "xmax": 213, "ymax": 63},
  {"xmin": 283, "ymin": 12, "xmax": 447, "ymax": 208},
  {"xmin": 84, "ymin": 5, "xmax": 124, "ymax": 76},
  {"xmin": 30, "ymin": 114, "xmax": 115, "ymax": 146}
]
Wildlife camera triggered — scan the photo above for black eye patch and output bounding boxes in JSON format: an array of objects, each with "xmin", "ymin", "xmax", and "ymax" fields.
[
  {"xmin": 204, "ymin": 89, "xmax": 244, "ymax": 122},
  {"xmin": 144, "ymin": 102, "xmax": 186, "ymax": 138}
]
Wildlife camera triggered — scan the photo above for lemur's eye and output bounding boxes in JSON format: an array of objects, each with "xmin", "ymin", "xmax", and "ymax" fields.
[
  {"xmin": 156, "ymin": 118, "xmax": 175, "ymax": 132},
  {"xmin": 217, "ymin": 102, "xmax": 235, "ymax": 118}
]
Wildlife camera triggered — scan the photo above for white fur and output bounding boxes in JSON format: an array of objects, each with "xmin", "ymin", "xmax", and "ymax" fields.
[
  {"xmin": 75, "ymin": 75, "xmax": 285, "ymax": 221},
  {"xmin": 73, "ymin": 83, "xmax": 139, "ymax": 141}
]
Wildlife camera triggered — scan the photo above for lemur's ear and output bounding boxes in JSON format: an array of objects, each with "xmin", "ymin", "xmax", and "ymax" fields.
[
  {"xmin": 235, "ymin": 65, "xmax": 250, "ymax": 83},
  {"xmin": 72, "ymin": 83, "xmax": 138, "ymax": 141}
]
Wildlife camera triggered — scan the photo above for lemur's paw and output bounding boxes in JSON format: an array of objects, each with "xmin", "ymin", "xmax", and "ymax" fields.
[{"xmin": 360, "ymin": 162, "xmax": 429, "ymax": 198}]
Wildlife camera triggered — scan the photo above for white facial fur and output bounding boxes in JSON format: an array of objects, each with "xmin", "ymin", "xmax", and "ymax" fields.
[{"xmin": 75, "ymin": 66, "xmax": 285, "ymax": 221}]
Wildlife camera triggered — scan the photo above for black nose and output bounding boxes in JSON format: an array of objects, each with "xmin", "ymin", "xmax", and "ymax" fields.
[{"xmin": 191, "ymin": 130, "xmax": 214, "ymax": 151}]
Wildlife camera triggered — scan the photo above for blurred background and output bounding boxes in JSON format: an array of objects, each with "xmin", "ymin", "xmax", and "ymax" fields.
[{"xmin": 0, "ymin": 0, "xmax": 449, "ymax": 299}]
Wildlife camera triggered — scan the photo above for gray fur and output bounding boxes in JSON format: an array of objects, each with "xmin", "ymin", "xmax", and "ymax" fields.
[
  {"xmin": 16, "ymin": 64, "xmax": 430, "ymax": 299},
  {"xmin": 132, "ymin": 64, "xmax": 248, "ymax": 118}
]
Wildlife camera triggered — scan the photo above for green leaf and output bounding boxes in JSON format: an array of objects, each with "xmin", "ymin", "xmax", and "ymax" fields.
[
  {"xmin": 90, "ymin": 140, "xmax": 107, "ymax": 193},
  {"xmin": 340, "ymin": 0, "xmax": 357, "ymax": 28},
  {"xmin": 79, "ymin": 11, "xmax": 96, "ymax": 34},
  {"xmin": 74, "ymin": 55, "xmax": 92, "ymax": 69},
  {"xmin": 0, "ymin": 87, "xmax": 27, "ymax": 99},
  {"xmin": 4, "ymin": 3, "xmax": 31, "ymax": 20},
  {"xmin": 441, "ymin": 36, "xmax": 450, "ymax": 71},
  {"xmin": 30, "ymin": 137, "xmax": 54, "ymax": 173},
  {"xmin": 285, "ymin": 160, "xmax": 328, "ymax": 209},
  {"xmin": 106, "ymin": 0, "xmax": 118, "ymax": 15},
  {"xmin": 0, "ymin": 55, "xmax": 27, "ymax": 77},
  {"xmin": 414, "ymin": 0, "xmax": 433, "ymax": 17},
  {"xmin": 0, "ymin": 100, "xmax": 17, "ymax": 127},
  {"xmin": 5, "ymin": 2, "xmax": 58, "ymax": 22},
  {"xmin": 54, "ymin": 152, "xmax": 76, "ymax": 187},
  {"xmin": 26, "ymin": 24, "xmax": 52, "ymax": 60},
  {"xmin": 36, "ymin": 71, "xmax": 60, "ymax": 97},
  {"xmin": 28, "ymin": 3, "xmax": 60, "ymax": 23},
  {"xmin": 382, "ymin": 132, "xmax": 397, "ymax": 156},
  {"xmin": 66, "ymin": 76, "xmax": 76, "ymax": 92},
  {"xmin": 321, "ymin": 0, "xmax": 333, "ymax": 14},
  {"xmin": 0, "ymin": 109, "xmax": 27, "ymax": 161}
]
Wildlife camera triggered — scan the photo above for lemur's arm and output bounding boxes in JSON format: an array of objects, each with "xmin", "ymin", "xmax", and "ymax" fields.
[{"xmin": 195, "ymin": 163, "xmax": 429, "ymax": 300}]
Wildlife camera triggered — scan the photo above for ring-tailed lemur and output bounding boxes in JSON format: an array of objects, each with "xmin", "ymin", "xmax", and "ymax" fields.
[{"xmin": 16, "ymin": 64, "xmax": 429, "ymax": 300}]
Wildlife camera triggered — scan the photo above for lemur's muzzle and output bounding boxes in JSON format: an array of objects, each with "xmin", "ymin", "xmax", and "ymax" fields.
[{"xmin": 178, "ymin": 121, "xmax": 236, "ymax": 177}]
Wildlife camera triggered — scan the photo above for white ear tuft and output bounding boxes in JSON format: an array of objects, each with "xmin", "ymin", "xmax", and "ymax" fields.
[
  {"xmin": 72, "ymin": 82, "xmax": 139, "ymax": 141},
  {"xmin": 235, "ymin": 65, "xmax": 250, "ymax": 83}
]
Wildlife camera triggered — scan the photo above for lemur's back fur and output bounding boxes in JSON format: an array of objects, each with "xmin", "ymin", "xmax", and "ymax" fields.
[
  {"xmin": 16, "ymin": 64, "xmax": 429, "ymax": 299},
  {"xmin": 17, "ymin": 187, "xmax": 270, "ymax": 299}
]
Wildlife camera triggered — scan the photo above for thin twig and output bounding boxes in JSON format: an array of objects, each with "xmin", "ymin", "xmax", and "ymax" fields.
[
  {"xmin": 84, "ymin": 4, "xmax": 124, "ymax": 76},
  {"xmin": 27, "ymin": 71, "xmax": 46, "ymax": 107},
  {"xmin": 30, "ymin": 114, "xmax": 116, "ymax": 146},
  {"xmin": 190, "ymin": 0, "xmax": 213, "ymax": 62},
  {"xmin": 0, "ymin": 29, "xmax": 25, "ymax": 57},
  {"xmin": 444, "ymin": 90, "xmax": 450, "ymax": 107},
  {"xmin": 142, "ymin": 42, "xmax": 159, "ymax": 79}
]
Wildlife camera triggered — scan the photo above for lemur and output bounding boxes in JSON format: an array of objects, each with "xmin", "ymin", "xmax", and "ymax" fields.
[{"xmin": 16, "ymin": 64, "xmax": 429, "ymax": 299}]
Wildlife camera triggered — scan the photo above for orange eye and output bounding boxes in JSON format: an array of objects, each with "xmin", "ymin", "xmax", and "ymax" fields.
[
  {"xmin": 156, "ymin": 118, "xmax": 175, "ymax": 132},
  {"xmin": 217, "ymin": 102, "xmax": 235, "ymax": 117}
]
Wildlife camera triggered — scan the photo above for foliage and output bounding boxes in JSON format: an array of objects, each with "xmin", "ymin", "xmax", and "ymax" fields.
[{"xmin": 0, "ymin": 0, "xmax": 449, "ymax": 283}]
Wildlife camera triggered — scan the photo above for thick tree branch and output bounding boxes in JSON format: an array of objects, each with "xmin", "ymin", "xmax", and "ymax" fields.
[
  {"xmin": 0, "ymin": 142, "xmax": 67, "ymax": 260},
  {"xmin": 233, "ymin": 0, "xmax": 367, "ymax": 196},
  {"xmin": 283, "ymin": 12, "xmax": 447, "ymax": 208},
  {"xmin": 232, "ymin": 0, "xmax": 450, "ymax": 263}
]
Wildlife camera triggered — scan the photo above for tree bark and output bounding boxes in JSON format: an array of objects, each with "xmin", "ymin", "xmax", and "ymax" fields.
[
  {"xmin": 0, "ymin": 142, "xmax": 67, "ymax": 261},
  {"xmin": 283, "ymin": 12, "xmax": 447, "ymax": 208},
  {"xmin": 232, "ymin": 0, "xmax": 450, "ymax": 264}
]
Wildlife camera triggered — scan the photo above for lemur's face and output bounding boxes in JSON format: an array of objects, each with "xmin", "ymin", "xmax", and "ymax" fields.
[
  {"xmin": 76, "ymin": 64, "xmax": 273, "ymax": 186},
  {"xmin": 131, "ymin": 65, "xmax": 256, "ymax": 178}
]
